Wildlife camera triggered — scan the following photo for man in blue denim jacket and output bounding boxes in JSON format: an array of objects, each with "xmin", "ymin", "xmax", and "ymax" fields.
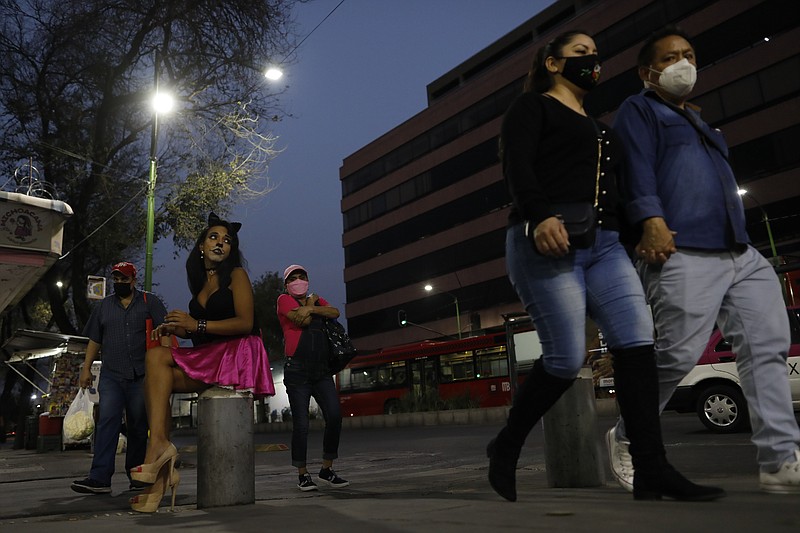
[
  {"xmin": 607, "ymin": 26, "xmax": 800, "ymax": 494},
  {"xmin": 71, "ymin": 262, "xmax": 168, "ymax": 494}
]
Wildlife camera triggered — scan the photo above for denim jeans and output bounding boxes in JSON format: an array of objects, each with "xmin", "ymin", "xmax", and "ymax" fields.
[
  {"xmin": 284, "ymin": 359, "xmax": 343, "ymax": 468},
  {"xmin": 89, "ymin": 372, "xmax": 148, "ymax": 484},
  {"xmin": 506, "ymin": 223, "xmax": 653, "ymax": 379}
]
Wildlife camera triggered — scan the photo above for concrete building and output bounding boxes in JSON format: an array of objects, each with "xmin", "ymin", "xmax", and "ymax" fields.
[{"xmin": 340, "ymin": 0, "xmax": 800, "ymax": 350}]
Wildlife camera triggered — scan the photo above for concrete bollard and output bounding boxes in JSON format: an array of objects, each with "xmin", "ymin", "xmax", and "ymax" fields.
[
  {"xmin": 542, "ymin": 367, "xmax": 605, "ymax": 488},
  {"xmin": 197, "ymin": 387, "xmax": 254, "ymax": 508}
]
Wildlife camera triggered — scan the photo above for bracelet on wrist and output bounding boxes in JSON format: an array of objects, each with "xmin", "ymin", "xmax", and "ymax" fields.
[{"xmin": 197, "ymin": 319, "xmax": 207, "ymax": 335}]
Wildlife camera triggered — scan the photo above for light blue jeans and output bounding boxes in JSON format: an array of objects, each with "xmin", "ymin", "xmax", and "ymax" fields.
[
  {"xmin": 637, "ymin": 246, "xmax": 799, "ymax": 471},
  {"xmin": 506, "ymin": 224, "xmax": 653, "ymax": 380}
]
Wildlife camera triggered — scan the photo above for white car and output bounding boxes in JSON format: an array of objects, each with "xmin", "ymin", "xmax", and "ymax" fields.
[{"xmin": 664, "ymin": 306, "xmax": 800, "ymax": 433}]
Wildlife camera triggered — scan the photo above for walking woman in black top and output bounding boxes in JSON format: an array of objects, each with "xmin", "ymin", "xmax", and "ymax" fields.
[{"xmin": 486, "ymin": 30, "xmax": 724, "ymax": 503}]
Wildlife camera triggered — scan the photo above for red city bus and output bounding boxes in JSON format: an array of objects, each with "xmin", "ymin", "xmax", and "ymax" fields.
[{"xmin": 336, "ymin": 330, "xmax": 542, "ymax": 417}]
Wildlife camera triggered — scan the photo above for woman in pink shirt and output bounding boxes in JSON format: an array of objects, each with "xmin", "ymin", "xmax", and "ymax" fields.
[{"xmin": 277, "ymin": 264, "xmax": 350, "ymax": 492}]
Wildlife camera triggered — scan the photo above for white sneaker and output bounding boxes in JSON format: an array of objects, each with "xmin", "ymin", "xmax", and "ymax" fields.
[
  {"xmin": 606, "ymin": 427, "xmax": 634, "ymax": 493},
  {"xmin": 760, "ymin": 450, "xmax": 800, "ymax": 494}
]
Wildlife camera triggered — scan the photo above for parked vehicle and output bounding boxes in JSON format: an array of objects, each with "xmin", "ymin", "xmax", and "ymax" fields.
[{"xmin": 665, "ymin": 307, "xmax": 800, "ymax": 433}]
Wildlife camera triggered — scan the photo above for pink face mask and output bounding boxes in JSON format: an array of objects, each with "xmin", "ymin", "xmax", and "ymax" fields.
[{"xmin": 287, "ymin": 279, "xmax": 309, "ymax": 297}]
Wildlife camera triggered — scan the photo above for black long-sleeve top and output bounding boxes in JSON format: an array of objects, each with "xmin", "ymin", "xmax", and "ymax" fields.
[{"xmin": 501, "ymin": 91, "xmax": 622, "ymax": 232}]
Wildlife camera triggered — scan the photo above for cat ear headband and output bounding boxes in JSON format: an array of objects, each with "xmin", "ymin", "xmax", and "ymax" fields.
[{"xmin": 207, "ymin": 212, "xmax": 241, "ymax": 234}]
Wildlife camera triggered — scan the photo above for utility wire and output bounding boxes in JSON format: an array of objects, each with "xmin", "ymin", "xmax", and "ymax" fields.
[
  {"xmin": 58, "ymin": 182, "xmax": 148, "ymax": 260},
  {"xmin": 283, "ymin": 0, "xmax": 346, "ymax": 63}
]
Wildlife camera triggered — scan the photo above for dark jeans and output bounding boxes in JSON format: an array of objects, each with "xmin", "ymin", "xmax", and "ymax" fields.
[
  {"xmin": 89, "ymin": 373, "xmax": 148, "ymax": 484},
  {"xmin": 284, "ymin": 359, "xmax": 342, "ymax": 468}
]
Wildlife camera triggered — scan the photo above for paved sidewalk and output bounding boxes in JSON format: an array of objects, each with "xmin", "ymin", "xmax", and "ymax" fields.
[{"xmin": 1, "ymin": 415, "xmax": 799, "ymax": 532}]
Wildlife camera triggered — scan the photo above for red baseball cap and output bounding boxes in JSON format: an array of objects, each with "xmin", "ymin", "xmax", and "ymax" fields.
[{"xmin": 111, "ymin": 262, "xmax": 137, "ymax": 278}]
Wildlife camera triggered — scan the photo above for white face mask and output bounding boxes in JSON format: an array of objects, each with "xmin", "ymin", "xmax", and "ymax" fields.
[{"xmin": 645, "ymin": 58, "xmax": 697, "ymax": 97}]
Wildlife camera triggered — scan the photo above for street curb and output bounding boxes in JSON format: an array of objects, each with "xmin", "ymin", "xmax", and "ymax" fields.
[{"xmin": 173, "ymin": 399, "xmax": 618, "ymax": 436}]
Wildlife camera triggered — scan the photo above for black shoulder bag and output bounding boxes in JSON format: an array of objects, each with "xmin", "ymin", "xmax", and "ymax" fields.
[
  {"xmin": 297, "ymin": 296, "xmax": 357, "ymax": 375},
  {"xmin": 323, "ymin": 319, "xmax": 357, "ymax": 374}
]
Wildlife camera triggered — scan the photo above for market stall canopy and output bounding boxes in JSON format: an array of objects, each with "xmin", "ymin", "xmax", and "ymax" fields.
[
  {"xmin": 2, "ymin": 329, "xmax": 89, "ymax": 363},
  {"xmin": 0, "ymin": 191, "xmax": 73, "ymax": 315},
  {"xmin": 2, "ymin": 329, "xmax": 91, "ymax": 410}
]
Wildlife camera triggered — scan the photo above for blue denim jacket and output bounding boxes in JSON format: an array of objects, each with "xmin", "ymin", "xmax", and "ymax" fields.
[
  {"xmin": 83, "ymin": 289, "xmax": 167, "ymax": 380},
  {"xmin": 614, "ymin": 90, "xmax": 749, "ymax": 249}
]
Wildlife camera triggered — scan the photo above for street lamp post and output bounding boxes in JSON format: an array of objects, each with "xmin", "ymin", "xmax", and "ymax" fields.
[
  {"xmin": 738, "ymin": 189, "xmax": 778, "ymax": 260},
  {"xmin": 144, "ymin": 50, "xmax": 174, "ymax": 291},
  {"xmin": 424, "ymin": 284, "xmax": 461, "ymax": 339},
  {"xmin": 738, "ymin": 188, "xmax": 789, "ymax": 303}
]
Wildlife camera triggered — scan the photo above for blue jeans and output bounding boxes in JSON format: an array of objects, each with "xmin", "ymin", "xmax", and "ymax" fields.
[
  {"xmin": 89, "ymin": 373, "xmax": 148, "ymax": 485},
  {"xmin": 284, "ymin": 360, "xmax": 343, "ymax": 468},
  {"xmin": 506, "ymin": 224, "xmax": 653, "ymax": 379}
]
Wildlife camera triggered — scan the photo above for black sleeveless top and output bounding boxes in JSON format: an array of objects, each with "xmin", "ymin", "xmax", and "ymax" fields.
[{"xmin": 188, "ymin": 286, "xmax": 258, "ymax": 345}]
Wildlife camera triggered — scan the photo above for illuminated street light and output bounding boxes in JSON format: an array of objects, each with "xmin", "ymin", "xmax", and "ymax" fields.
[
  {"xmin": 151, "ymin": 91, "xmax": 175, "ymax": 114},
  {"xmin": 265, "ymin": 67, "xmax": 283, "ymax": 81},
  {"xmin": 738, "ymin": 189, "xmax": 778, "ymax": 260},
  {"xmin": 424, "ymin": 284, "xmax": 462, "ymax": 339},
  {"xmin": 144, "ymin": 50, "xmax": 174, "ymax": 291}
]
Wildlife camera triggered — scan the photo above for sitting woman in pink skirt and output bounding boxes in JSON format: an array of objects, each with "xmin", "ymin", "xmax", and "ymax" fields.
[{"xmin": 129, "ymin": 212, "xmax": 274, "ymax": 513}]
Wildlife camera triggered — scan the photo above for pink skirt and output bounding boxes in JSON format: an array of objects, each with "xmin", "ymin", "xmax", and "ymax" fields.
[{"xmin": 171, "ymin": 334, "xmax": 275, "ymax": 396}]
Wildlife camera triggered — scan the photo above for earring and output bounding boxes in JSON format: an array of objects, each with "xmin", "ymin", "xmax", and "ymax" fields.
[{"xmin": 200, "ymin": 249, "xmax": 204, "ymax": 259}]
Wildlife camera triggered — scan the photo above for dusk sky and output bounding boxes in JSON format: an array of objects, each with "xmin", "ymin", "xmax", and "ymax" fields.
[{"xmin": 151, "ymin": 0, "xmax": 556, "ymax": 323}]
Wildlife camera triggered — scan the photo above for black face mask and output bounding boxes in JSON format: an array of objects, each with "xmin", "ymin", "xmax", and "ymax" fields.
[
  {"xmin": 114, "ymin": 283, "xmax": 133, "ymax": 298},
  {"xmin": 557, "ymin": 54, "xmax": 601, "ymax": 91}
]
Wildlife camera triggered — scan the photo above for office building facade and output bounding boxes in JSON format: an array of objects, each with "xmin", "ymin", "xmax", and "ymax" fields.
[{"xmin": 340, "ymin": 0, "xmax": 800, "ymax": 349}]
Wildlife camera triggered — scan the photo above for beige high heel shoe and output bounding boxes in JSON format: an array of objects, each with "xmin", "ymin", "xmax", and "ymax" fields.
[
  {"xmin": 130, "ymin": 443, "xmax": 177, "ymax": 485},
  {"xmin": 130, "ymin": 461, "xmax": 181, "ymax": 513}
]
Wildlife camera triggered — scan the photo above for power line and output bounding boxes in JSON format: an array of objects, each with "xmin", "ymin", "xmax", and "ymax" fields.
[{"xmin": 284, "ymin": 0, "xmax": 346, "ymax": 63}]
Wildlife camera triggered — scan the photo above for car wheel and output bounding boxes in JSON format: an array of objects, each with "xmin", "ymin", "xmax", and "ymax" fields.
[{"xmin": 695, "ymin": 384, "xmax": 750, "ymax": 434}]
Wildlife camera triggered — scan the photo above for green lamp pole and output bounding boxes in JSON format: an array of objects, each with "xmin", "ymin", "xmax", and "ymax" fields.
[
  {"xmin": 761, "ymin": 209, "xmax": 779, "ymax": 260},
  {"xmin": 144, "ymin": 109, "xmax": 158, "ymax": 291},
  {"xmin": 738, "ymin": 189, "xmax": 778, "ymax": 260},
  {"xmin": 144, "ymin": 50, "xmax": 173, "ymax": 291}
]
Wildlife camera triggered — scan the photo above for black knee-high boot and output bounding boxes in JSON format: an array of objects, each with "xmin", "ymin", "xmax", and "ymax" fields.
[
  {"xmin": 613, "ymin": 344, "xmax": 726, "ymax": 501},
  {"xmin": 487, "ymin": 358, "xmax": 574, "ymax": 501}
]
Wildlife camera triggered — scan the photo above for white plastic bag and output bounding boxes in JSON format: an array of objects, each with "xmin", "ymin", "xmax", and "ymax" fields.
[{"xmin": 63, "ymin": 389, "xmax": 95, "ymax": 442}]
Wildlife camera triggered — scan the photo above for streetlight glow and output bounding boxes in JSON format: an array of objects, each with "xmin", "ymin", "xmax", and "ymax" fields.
[
  {"xmin": 265, "ymin": 67, "xmax": 283, "ymax": 81},
  {"xmin": 151, "ymin": 91, "xmax": 174, "ymax": 114}
]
